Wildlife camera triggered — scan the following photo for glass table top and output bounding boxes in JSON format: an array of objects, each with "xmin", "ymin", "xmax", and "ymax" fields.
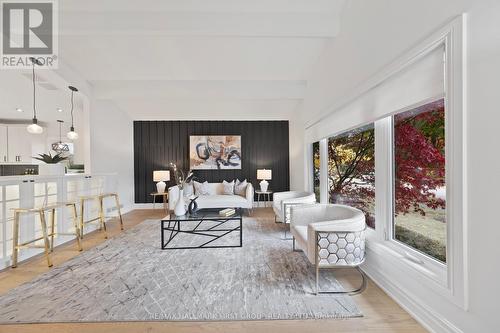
[{"xmin": 162, "ymin": 208, "xmax": 243, "ymax": 221}]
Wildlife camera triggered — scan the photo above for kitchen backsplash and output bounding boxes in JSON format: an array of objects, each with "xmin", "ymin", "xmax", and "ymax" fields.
[{"xmin": 0, "ymin": 165, "xmax": 38, "ymax": 176}]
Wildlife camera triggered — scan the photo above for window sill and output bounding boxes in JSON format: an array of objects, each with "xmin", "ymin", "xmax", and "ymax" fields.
[{"xmin": 365, "ymin": 233, "xmax": 466, "ymax": 309}]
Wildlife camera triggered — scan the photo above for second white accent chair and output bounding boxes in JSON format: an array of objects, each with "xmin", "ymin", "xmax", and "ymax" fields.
[{"xmin": 273, "ymin": 191, "xmax": 316, "ymax": 224}]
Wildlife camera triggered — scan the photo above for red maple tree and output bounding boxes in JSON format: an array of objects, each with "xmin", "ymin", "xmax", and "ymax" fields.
[{"xmin": 394, "ymin": 100, "xmax": 445, "ymax": 216}]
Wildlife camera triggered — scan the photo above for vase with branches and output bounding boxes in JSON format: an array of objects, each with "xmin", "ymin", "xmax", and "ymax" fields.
[
  {"xmin": 169, "ymin": 163, "xmax": 194, "ymax": 215},
  {"xmin": 169, "ymin": 163, "xmax": 194, "ymax": 189}
]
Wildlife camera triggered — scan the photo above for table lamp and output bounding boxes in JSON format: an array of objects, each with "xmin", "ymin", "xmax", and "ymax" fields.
[
  {"xmin": 257, "ymin": 169, "xmax": 272, "ymax": 192},
  {"xmin": 153, "ymin": 170, "xmax": 170, "ymax": 193}
]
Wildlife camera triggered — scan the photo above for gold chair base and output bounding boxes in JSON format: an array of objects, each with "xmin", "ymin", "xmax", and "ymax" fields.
[
  {"xmin": 79, "ymin": 193, "xmax": 124, "ymax": 241},
  {"xmin": 11, "ymin": 202, "xmax": 82, "ymax": 268}
]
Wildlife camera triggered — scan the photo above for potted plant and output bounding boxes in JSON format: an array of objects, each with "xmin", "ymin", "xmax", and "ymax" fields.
[{"xmin": 34, "ymin": 153, "xmax": 68, "ymax": 176}]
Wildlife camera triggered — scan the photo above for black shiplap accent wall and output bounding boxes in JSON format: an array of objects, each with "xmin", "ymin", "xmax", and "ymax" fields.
[{"xmin": 133, "ymin": 120, "xmax": 289, "ymax": 203}]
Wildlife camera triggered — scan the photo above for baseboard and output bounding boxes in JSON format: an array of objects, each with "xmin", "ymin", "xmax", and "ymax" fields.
[
  {"xmin": 362, "ymin": 261, "xmax": 463, "ymax": 333},
  {"xmin": 121, "ymin": 205, "xmax": 134, "ymax": 215},
  {"xmin": 133, "ymin": 203, "xmax": 170, "ymax": 211}
]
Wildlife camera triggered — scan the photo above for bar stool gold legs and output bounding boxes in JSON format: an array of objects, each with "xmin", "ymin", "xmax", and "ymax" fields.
[
  {"xmin": 114, "ymin": 194, "xmax": 124, "ymax": 231},
  {"xmin": 79, "ymin": 197, "xmax": 85, "ymax": 238},
  {"xmin": 98, "ymin": 196, "xmax": 108, "ymax": 238},
  {"xmin": 11, "ymin": 211, "xmax": 20, "ymax": 268},
  {"xmin": 101, "ymin": 193, "xmax": 124, "ymax": 231},
  {"xmin": 50, "ymin": 208, "xmax": 55, "ymax": 252},
  {"xmin": 38, "ymin": 209, "xmax": 53, "ymax": 267},
  {"xmin": 70, "ymin": 204, "xmax": 83, "ymax": 251},
  {"xmin": 11, "ymin": 203, "xmax": 81, "ymax": 268},
  {"xmin": 79, "ymin": 193, "xmax": 123, "ymax": 240},
  {"xmin": 79, "ymin": 195, "xmax": 107, "ymax": 239},
  {"xmin": 10, "ymin": 193, "xmax": 122, "ymax": 268}
]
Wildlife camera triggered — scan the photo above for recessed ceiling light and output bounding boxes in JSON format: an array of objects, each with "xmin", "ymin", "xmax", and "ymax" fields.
[
  {"xmin": 57, "ymin": 108, "xmax": 63, "ymax": 112},
  {"xmin": 16, "ymin": 107, "xmax": 23, "ymax": 112}
]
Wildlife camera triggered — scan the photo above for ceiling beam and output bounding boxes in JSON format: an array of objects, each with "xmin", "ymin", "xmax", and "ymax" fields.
[
  {"xmin": 60, "ymin": 0, "xmax": 345, "ymax": 14},
  {"xmin": 59, "ymin": 11, "xmax": 341, "ymax": 37},
  {"xmin": 111, "ymin": 99, "xmax": 301, "ymax": 121},
  {"xmin": 92, "ymin": 80, "xmax": 306, "ymax": 100}
]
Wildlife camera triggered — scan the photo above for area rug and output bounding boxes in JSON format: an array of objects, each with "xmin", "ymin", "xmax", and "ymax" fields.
[{"xmin": 0, "ymin": 213, "xmax": 362, "ymax": 323}]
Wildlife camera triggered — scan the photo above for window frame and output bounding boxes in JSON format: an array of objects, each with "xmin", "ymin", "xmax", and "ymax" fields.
[
  {"xmin": 374, "ymin": 18, "xmax": 466, "ymax": 309},
  {"xmin": 378, "ymin": 98, "xmax": 449, "ymax": 283}
]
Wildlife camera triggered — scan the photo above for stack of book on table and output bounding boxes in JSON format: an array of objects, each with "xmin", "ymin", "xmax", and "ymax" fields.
[{"xmin": 219, "ymin": 208, "xmax": 236, "ymax": 217}]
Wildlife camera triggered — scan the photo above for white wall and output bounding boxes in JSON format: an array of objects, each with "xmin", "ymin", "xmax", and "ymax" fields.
[
  {"xmin": 289, "ymin": 102, "xmax": 306, "ymax": 191},
  {"xmin": 293, "ymin": 1, "xmax": 500, "ymax": 332},
  {"xmin": 89, "ymin": 100, "xmax": 134, "ymax": 212}
]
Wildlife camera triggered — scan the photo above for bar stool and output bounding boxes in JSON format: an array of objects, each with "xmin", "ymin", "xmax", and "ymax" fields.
[
  {"xmin": 11, "ymin": 202, "xmax": 82, "ymax": 268},
  {"xmin": 79, "ymin": 192, "xmax": 123, "ymax": 239}
]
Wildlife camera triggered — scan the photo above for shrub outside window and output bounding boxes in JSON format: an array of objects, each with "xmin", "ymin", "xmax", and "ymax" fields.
[
  {"xmin": 327, "ymin": 124, "xmax": 375, "ymax": 228},
  {"xmin": 312, "ymin": 141, "xmax": 320, "ymax": 202}
]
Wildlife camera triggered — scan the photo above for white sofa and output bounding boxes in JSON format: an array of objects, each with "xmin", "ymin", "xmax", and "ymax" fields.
[
  {"xmin": 273, "ymin": 191, "xmax": 316, "ymax": 224},
  {"xmin": 290, "ymin": 203, "xmax": 367, "ymax": 295},
  {"xmin": 168, "ymin": 182, "xmax": 254, "ymax": 211}
]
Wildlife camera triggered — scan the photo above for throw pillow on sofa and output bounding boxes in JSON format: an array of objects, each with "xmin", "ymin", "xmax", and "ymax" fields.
[
  {"xmin": 234, "ymin": 179, "xmax": 247, "ymax": 197},
  {"xmin": 193, "ymin": 181, "xmax": 210, "ymax": 195},
  {"xmin": 222, "ymin": 180, "xmax": 235, "ymax": 195}
]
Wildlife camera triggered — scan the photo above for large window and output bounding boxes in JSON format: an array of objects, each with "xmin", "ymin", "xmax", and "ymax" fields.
[
  {"xmin": 327, "ymin": 124, "xmax": 375, "ymax": 228},
  {"xmin": 312, "ymin": 141, "xmax": 321, "ymax": 202},
  {"xmin": 393, "ymin": 99, "xmax": 446, "ymax": 262},
  {"xmin": 306, "ymin": 20, "xmax": 467, "ymax": 306}
]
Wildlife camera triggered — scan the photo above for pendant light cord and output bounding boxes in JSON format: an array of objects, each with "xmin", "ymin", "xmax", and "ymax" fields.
[
  {"xmin": 32, "ymin": 62, "xmax": 37, "ymax": 119},
  {"xmin": 70, "ymin": 90, "xmax": 74, "ymax": 127}
]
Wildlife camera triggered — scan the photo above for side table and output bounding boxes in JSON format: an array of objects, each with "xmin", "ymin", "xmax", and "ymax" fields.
[
  {"xmin": 150, "ymin": 192, "xmax": 169, "ymax": 211},
  {"xmin": 255, "ymin": 190, "xmax": 272, "ymax": 208}
]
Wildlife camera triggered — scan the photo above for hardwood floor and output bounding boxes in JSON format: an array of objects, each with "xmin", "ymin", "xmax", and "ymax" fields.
[{"xmin": 0, "ymin": 209, "xmax": 427, "ymax": 333}]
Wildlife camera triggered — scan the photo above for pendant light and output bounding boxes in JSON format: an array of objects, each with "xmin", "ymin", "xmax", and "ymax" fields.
[
  {"xmin": 27, "ymin": 57, "xmax": 44, "ymax": 134},
  {"xmin": 51, "ymin": 120, "xmax": 69, "ymax": 152},
  {"xmin": 66, "ymin": 86, "xmax": 79, "ymax": 140}
]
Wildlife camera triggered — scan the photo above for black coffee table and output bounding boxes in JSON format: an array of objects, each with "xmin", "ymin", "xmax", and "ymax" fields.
[{"xmin": 161, "ymin": 208, "xmax": 243, "ymax": 249}]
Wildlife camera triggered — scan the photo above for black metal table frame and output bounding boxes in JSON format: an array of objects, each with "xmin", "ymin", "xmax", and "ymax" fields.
[{"xmin": 161, "ymin": 212, "xmax": 242, "ymax": 249}]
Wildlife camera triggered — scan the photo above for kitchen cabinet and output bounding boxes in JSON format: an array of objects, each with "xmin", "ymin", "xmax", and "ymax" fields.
[
  {"xmin": 7, "ymin": 125, "xmax": 33, "ymax": 163},
  {"xmin": 0, "ymin": 124, "xmax": 44, "ymax": 163}
]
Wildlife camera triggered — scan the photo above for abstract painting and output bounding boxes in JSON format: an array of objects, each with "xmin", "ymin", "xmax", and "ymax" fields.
[{"xmin": 189, "ymin": 135, "xmax": 242, "ymax": 170}]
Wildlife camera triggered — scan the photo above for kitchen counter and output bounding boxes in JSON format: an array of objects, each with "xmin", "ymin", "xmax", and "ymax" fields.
[
  {"xmin": 0, "ymin": 172, "xmax": 109, "ymax": 182},
  {"xmin": 0, "ymin": 172, "xmax": 118, "ymax": 270}
]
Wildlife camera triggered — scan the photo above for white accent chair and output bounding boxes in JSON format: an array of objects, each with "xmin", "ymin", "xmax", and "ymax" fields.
[
  {"xmin": 273, "ymin": 191, "xmax": 316, "ymax": 223},
  {"xmin": 290, "ymin": 204, "xmax": 367, "ymax": 295},
  {"xmin": 273, "ymin": 191, "xmax": 316, "ymax": 238}
]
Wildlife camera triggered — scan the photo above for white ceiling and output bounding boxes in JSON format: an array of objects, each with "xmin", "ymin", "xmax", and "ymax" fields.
[
  {"xmin": 2, "ymin": 0, "xmax": 347, "ymax": 121},
  {"xmin": 0, "ymin": 70, "xmax": 83, "ymax": 124}
]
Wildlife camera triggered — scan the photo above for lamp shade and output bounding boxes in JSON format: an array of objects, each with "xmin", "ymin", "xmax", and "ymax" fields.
[
  {"xmin": 257, "ymin": 169, "xmax": 272, "ymax": 180},
  {"xmin": 67, "ymin": 129, "xmax": 79, "ymax": 140},
  {"xmin": 153, "ymin": 170, "xmax": 170, "ymax": 182},
  {"xmin": 27, "ymin": 122, "xmax": 43, "ymax": 134}
]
